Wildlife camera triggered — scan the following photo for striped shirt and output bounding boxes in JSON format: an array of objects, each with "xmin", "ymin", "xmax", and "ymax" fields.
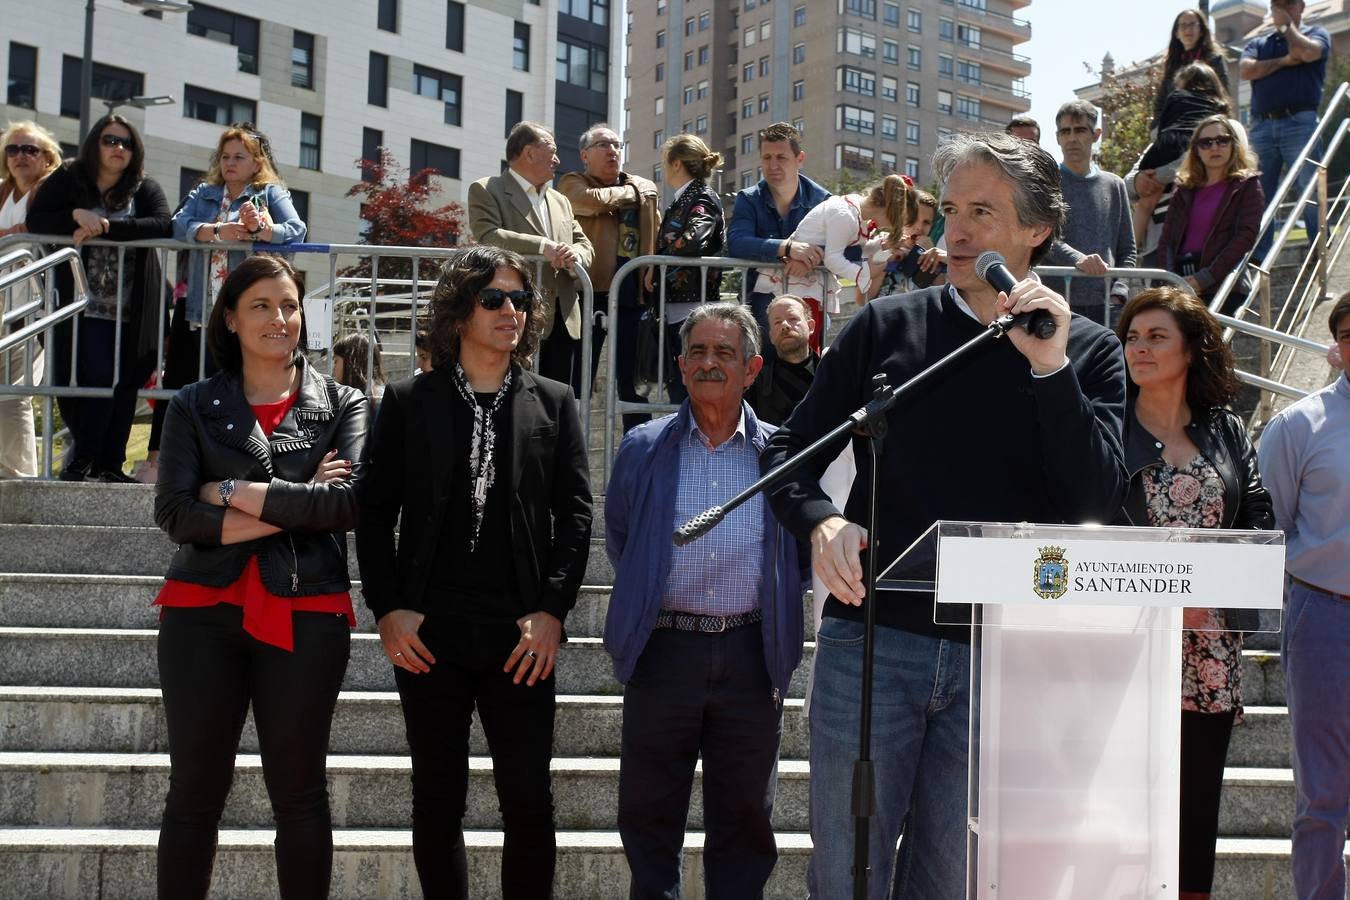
[{"xmin": 661, "ymin": 406, "xmax": 766, "ymax": 615}]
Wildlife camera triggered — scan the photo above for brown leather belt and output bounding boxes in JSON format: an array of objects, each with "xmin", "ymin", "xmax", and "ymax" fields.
[{"xmin": 1291, "ymin": 575, "xmax": 1350, "ymax": 602}]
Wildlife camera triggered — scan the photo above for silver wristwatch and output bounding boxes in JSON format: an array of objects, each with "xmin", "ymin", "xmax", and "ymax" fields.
[{"xmin": 218, "ymin": 478, "xmax": 236, "ymax": 508}]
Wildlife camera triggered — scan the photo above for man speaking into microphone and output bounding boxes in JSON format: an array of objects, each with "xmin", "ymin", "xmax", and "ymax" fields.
[{"xmin": 761, "ymin": 131, "xmax": 1127, "ymax": 899}]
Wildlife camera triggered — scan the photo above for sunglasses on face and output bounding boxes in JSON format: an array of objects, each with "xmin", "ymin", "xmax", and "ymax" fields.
[
  {"xmin": 100, "ymin": 134, "xmax": 134, "ymax": 150},
  {"xmin": 478, "ymin": 288, "xmax": 532, "ymax": 310},
  {"xmin": 1196, "ymin": 136, "xmax": 1233, "ymax": 150},
  {"xmin": 4, "ymin": 144, "xmax": 41, "ymax": 158}
]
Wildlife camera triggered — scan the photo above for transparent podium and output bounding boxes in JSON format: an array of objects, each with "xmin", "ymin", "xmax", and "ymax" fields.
[{"xmin": 879, "ymin": 521, "xmax": 1285, "ymax": 900}]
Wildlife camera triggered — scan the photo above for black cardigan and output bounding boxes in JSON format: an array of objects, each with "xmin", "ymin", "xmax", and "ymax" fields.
[{"xmin": 25, "ymin": 163, "xmax": 172, "ymax": 360}]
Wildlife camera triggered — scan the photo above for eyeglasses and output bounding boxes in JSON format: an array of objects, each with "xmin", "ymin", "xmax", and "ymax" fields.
[
  {"xmin": 587, "ymin": 140, "xmax": 625, "ymax": 151},
  {"xmin": 1196, "ymin": 135, "xmax": 1233, "ymax": 150},
  {"xmin": 4, "ymin": 144, "xmax": 41, "ymax": 158},
  {"xmin": 100, "ymin": 134, "xmax": 134, "ymax": 150},
  {"xmin": 478, "ymin": 288, "xmax": 532, "ymax": 310}
]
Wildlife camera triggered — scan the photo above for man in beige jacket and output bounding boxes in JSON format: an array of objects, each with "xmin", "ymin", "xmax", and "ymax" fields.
[
  {"xmin": 468, "ymin": 122, "xmax": 594, "ymax": 392},
  {"xmin": 558, "ymin": 124, "xmax": 660, "ymax": 427}
]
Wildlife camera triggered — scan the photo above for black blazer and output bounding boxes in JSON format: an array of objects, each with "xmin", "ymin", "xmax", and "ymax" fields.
[
  {"xmin": 355, "ymin": 366, "xmax": 593, "ymax": 624},
  {"xmin": 154, "ymin": 356, "xmax": 369, "ymax": 596},
  {"xmin": 25, "ymin": 163, "xmax": 172, "ymax": 360},
  {"xmin": 1119, "ymin": 401, "xmax": 1275, "ymax": 632}
]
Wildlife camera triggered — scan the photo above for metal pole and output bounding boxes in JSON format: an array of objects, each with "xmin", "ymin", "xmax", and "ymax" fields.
[{"xmin": 80, "ymin": 0, "xmax": 96, "ymax": 139}]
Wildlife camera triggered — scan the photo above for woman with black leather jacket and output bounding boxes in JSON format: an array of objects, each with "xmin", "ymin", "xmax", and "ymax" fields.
[
  {"xmin": 1116, "ymin": 286, "xmax": 1274, "ymax": 900},
  {"xmin": 151, "ymin": 254, "xmax": 368, "ymax": 900},
  {"xmin": 645, "ymin": 133, "xmax": 725, "ymax": 403}
]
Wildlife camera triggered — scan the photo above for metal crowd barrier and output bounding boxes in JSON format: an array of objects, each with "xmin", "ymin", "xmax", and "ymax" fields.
[{"xmin": 0, "ymin": 235, "xmax": 594, "ymax": 477}]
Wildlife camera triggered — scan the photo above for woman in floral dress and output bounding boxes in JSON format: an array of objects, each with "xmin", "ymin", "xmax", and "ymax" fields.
[{"xmin": 1116, "ymin": 286, "xmax": 1275, "ymax": 900}]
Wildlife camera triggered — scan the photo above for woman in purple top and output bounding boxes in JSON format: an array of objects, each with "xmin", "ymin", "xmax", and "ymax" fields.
[{"xmin": 1158, "ymin": 115, "xmax": 1264, "ymax": 313}]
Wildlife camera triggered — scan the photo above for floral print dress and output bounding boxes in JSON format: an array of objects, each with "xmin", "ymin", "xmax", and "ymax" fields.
[{"xmin": 1141, "ymin": 455, "xmax": 1244, "ymax": 716}]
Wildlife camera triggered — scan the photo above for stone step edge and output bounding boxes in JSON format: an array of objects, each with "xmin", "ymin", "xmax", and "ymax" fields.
[
  {"xmin": 0, "ymin": 752, "xmax": 1293, "ymax": 787},
  {"xmin": 0, "ymin": 828, "xmax": 1328, "ymax": 860}
]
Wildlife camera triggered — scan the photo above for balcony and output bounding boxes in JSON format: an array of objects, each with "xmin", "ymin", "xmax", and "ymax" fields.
[
  {"xmin": 958, "ymin": 77, "xmax": 1031, "ymax": 110},
  {"xmin": 940, "ymin": 0, "xmax": 1032, "ymax": 43},
  {"xmin": 957, "ymin": 42, "xmax": 1032, "ymax": 77}
]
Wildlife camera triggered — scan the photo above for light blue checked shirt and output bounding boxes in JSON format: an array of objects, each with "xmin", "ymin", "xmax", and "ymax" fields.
[{"xmin": 660, "ymin": 406, "xmax": 766, "ymax": 615}]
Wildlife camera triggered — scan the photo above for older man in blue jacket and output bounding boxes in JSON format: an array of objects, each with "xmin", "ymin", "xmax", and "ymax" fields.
[{"xmin": 605, "ymin": 301, "xmax": 807, "ymax": 899}]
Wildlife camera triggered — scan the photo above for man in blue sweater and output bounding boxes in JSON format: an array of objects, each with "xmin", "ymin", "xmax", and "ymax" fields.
[{"xmin": 762, "ymin": 131, "xmax": 1128, "ymax": 899}]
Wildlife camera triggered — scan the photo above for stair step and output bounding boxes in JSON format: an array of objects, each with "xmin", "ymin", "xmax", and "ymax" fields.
[
  {"xmin": 0, "ymin": 752, "xmax": 1298, "ymax": 838},
  {"xmin": 0, "ymin": 830, "xmax": 1331, "ymax": 900}
]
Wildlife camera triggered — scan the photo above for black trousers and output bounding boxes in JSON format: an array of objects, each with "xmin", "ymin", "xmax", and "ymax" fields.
[
  {"xmin": 394, "ymin": 615, "xmax": 557, "ymax": 900},
  {"xmin": 537, "ymin": 298, "xmax": 600, "ymax": 399},
  {"xmin": 599, "ymin": 294, "xmax": 651, "ymax": 433},
  {"xmin": 149, "ymin": 295, "xmax": 216, "ymax": 452},
  {"xmin": 618, "ymin": 625, "xmax": 782, "ymax": 900},
  {"xmin": 156, "ymin": 604, "xmax": 351, "ymax": 900},
  {"xmin": 1179, "ymin": 708, "xmax": 1238, "ymax": 893},
  {"xmin": 52, "ymin": 316, "xmax": 155, "ymax": 472}
]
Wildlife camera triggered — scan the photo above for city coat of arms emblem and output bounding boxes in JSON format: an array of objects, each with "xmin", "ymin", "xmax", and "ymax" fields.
[{"xmin": 1033, "ymin": 545, "xmax": 1069, "ymax": 599}]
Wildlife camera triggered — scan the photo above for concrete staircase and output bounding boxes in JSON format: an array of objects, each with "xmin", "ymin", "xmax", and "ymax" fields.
[{"xmin": 0, "ymin": 425, "xmax": 1316, "ymax": 898}]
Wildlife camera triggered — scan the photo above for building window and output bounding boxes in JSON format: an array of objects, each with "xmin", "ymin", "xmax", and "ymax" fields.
[
  {"xmin": 683, "ymin": 85, "xmax": 694, "ymax": 104},
  {"xmin": 657, "ymin": 0, "xmax": 666, "ymax": 13},
  {"xmin": 758, "ymin": 93, "xmax": 770, "ymax": 113},
  {"xmin": 881, "ymin": 75, "xmax": 898, "ymax": 102},
  {"xmin": 839, "ymin": 28, "xmax": 877, "ymax": 59},
  {"xmin": 741, "ymin": 170, "xmax": 754, "ymax": 188},
  {"xmin": 684, "ymin": 51, "xmax": 694, "ymax": 71},
  {"xmin": 655, "ymin": 62, "xmax": 664, "ymax": 82},
  {"xmin": 654, "ymin": 129, "xmax": 664, "ymax": 149},
  {"xmin": 695, "ymin": 114, "xmax": 708, "ymax": 134},
  {"xmin": 907, "ymin": 46, "xmax": 921, "ymax": 70},
  {"xmin": 845, "ymin": 0, "xmax": 877, "ymax": 19},
  {"xmin": 413, "ymin": 65, "xmax": 462, "ymax": 126},
  {"xmin": 939, "ymin": 18, "xmax": 954, "ymax": 41},
  {"xmin": 655, "ymin": 96, "xmax": 664, "ymax": 114},
  {"xmin": 759, "ymin": 56, "xmax": 770, "ymax": 77},
  {"xmin": 742, "ymin": 99, "xmax": 754, "ymax": 119},
  {"xmin": 938, "ymin": 126, "xmax": 955, "ymax": 141},
  {"xmin": 792, "ymin": 80, "xmax": 804, "ymax": 101},
  {"xmin": 793, "ymin": 117, "xmax": 805, "ymax": 134},
  {"xmin": 361, "ymin": 128, "xmax": 382, "ymax": 181},
  {"xmin": 182, "ymin": 84, "xmax": 255, "ymax": 126},
  {"xmin": 882, "ymin": 114, "xmax": 897, "ymax": 140},
  {"xmin": 883, "ymin": 40, "xmax": 899, "ymax": 65},
  {"xmin": 561, "ymin": 0, "xmax": 609, "ymax": 25},
  {"xmin": 836, "ymin": 143, "xmax": 875, "ymax": 170},
  {"xmin": 186, "ymin": 3, "xmax": 260, "ymax": 74},
  {"xmin": 956, "ymin": 94, "xmax": 982, "ymax": 121},
  {"xmin": 794, "ymin": 5, "xmax": 806, "ymax": 26},
  {"xmin": 557, "ymin": 38, "xmax": 608, "ymax": 91},
  {"xmin": 958, "ymin": 24, "xmax": 981, "ymax": 48},
  {"xmin": 179, "ymin": 167, "xmax": 205, "ymax": 201},
  {"xmin": 699, "ymin": 10, "xmax": 711, "ymax": 30},
  {"xmin": 288, "ymin": 188, "xmax": 309, "ymax": 223},
  {"xmin": 884, "ymin": 2, "xmax": 901, "ymax": 26},
  {"xmin": 291, "ymin": 31, "xmax": 315, "ymax": 89},
  {"xmin": 410, "ymin": 138, "xmax": 460, "ymax": 179},
  {"xmin": 7, "ymin": 43, "xmax": 37, "ymax": 109},
  {"xmin": 837, "ymin": 104, "xmax": 875, "ymax": 136},
  {"xmin": 743, "ymin": 62, "xmax": 755, "ymax": 82},
  {"xmin": 906, "ymin": 119, "xmax": 920, "ymax": 144},
  {"xmin": 514, "ymin": 22, "xmax": 531, "ymax": 71},
  {"xmin": 760, "ymin": 20, "xmax": 771, "ymax": 40},
  {"xmin": 793, "ymin": 43, "xmax": 805, "ymax": 64},
  {"xmin": 907, "ymin": 8, "xmax": 921, "ymax": 31},
  {"xmin": 682, "ymin": 120, "xmax": 692, "ymax": 133},
  {"xmin": 880, "ymin": 150, "xmax": 897, "ymax": 174},
  {"xmin": 905, "ymin": 157, "xmax": 920, "ymax": 179},
  {"xmin": 368, "ymin": 52, "xmax": 388, "ymax": 106},
  {"xmin": 377, "ymin": 0, "xmax": 397, "ymax": 31},
  {"xmin": 299, "ymin": 113, "xmax": 321, "ymax": 170},
  {"xmin": 838, "ymin": 66, "xmax": 875, "ymax": 98},
  {"xmin": 937, "ymin": 89, "xmax": 953, "ymax": 114},
  {"xmin": 697, "ymin": 79, "xmax": 709, "ymax": 99},
  {"xmin": 746, "ymin": 0, "xmax": 756, "ymax": 8},
  {"xmin": 60, "ymin": 57, "xmax": 145, "ymax": 118},
  {"xmin": 958, "ymin": 60, "xmax": 982, "ymax": 84},
  {"xmin": 505, "ymin": 89, "xmax": 522, "ymax": 137},
  {"xmin": 744, "ymin": 27, "xmax": 756, "ymax": 47},
  {"xmin": 446, "ymin": 1, "xmax": 465, "ymax": 52},
  {"xmin": 906, "ymin": 81, "xmax": 919, "ymax": 106},
  {"xmin": 741, "ymin": 133, "xmax": 753, "ymax": 154},
  {"xmin": 938, "ymin": 54, "xmax": 953, "ymax": 79},
  {"xmin": 686, "ymin": 17, "xmax": 696, "ymax": 36},
  {"xmin": 656, "ymin": 30, "xmax": 665, "ymax": 48}
]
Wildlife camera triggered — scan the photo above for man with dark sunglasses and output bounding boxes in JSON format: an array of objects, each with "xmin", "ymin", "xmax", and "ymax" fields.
[{"xmin": 469, "ymin": 122, "xmax": 594, "ymax": 395}]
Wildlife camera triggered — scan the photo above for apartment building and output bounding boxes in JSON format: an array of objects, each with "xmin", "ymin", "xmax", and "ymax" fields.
[
  {"xmin": 624, "ymin": 0, "xmax": 1032, "ymax": 201},
  {"xmin": 1, "ymin": 0, "xmax": 622, "ymax": 257}
]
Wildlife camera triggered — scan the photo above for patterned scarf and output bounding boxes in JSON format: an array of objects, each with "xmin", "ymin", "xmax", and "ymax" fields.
[{"xmin": 450, "ymin": 363, "xmax": 512, "ymax": 551}]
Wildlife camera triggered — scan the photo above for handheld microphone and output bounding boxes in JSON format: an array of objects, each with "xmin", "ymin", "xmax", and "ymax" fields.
[{"xmin": 975, "ymin": 251, "xmax": 1057, "ymax": 340}]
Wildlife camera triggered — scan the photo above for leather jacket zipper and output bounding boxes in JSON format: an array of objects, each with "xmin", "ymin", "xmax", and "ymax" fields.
[{"xmin": 288, "ymin": 534, "xmax": 299, "ymax": 593}]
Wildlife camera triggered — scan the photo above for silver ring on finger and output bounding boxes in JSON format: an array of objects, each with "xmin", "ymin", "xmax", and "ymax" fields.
[
  {"xmin": 394, "ymin": 651, "xmax": 403, "ymax": 657},
  {"xmin": 526, "ymin": 650, "xmax": 538, "ymax": 660}
]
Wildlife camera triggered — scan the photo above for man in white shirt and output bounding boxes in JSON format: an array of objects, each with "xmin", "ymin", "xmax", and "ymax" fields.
[{"xmin": 469, "ymin": 122, "xmax": 595, "ymax": 390}]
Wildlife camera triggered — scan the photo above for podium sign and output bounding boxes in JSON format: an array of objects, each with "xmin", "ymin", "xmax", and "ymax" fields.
[{"xmin": 882, "ymin": 522, "xmax": 1285, "ymax": 900}]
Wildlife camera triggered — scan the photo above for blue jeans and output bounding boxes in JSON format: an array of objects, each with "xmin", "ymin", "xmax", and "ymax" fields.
[
  {"xmin": 1282, "ymin": 578, "xmax": 1350, "ymax": 900},
  {"xmin": 1250, "ymin": 109, "xmax": 1322, "ymax": 260},
  {"xmin": 808, "ymin": 618, "xmax": 970, "ymax": 900}
]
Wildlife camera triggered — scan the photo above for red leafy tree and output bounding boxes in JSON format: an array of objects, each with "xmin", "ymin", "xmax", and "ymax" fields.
[{"xmin": 342, "ymin": 146, "xmax": 470, "ymax": 284}]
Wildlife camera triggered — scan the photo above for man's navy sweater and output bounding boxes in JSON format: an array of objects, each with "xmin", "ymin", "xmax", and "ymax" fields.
[{"xmin": 762, "ymin": 286, "xmax": 1128, "ymax": 642}]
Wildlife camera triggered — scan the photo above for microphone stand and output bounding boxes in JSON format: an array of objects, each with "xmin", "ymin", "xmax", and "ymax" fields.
[{"xmin": 674, "ymin": 312, "xmax": 1031, "ymax": 900}]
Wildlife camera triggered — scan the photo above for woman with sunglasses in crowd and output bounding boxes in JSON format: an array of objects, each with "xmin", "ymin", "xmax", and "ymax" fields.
[
  {"xmin": 0, "ymin": 121, "xmax": 62, "ymax": 478},
  {"xmin": 153, "ymin": 254, "xmax": 366, "ymax": 900},
  {"xmin": 142, "ymin": 126, "xmax": 306, "ymax": 483},
  {"xmin": 26, "ymin": 114, "xmax": 172, "ymax": 481},
  {"xmin": 1157, "ymin": 114, "xmax": 1264, "ymax": 315}
]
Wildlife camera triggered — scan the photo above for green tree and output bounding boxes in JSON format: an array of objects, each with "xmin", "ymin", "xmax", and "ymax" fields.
[{"xmin": 1095, "ymin": 63, "xmax": 1160, "ymax": 178}]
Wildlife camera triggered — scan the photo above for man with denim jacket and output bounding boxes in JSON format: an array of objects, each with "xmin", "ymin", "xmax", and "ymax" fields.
[{"xmin": 605, "ymin": 302, "xmax": 807, "ymax": 898}]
